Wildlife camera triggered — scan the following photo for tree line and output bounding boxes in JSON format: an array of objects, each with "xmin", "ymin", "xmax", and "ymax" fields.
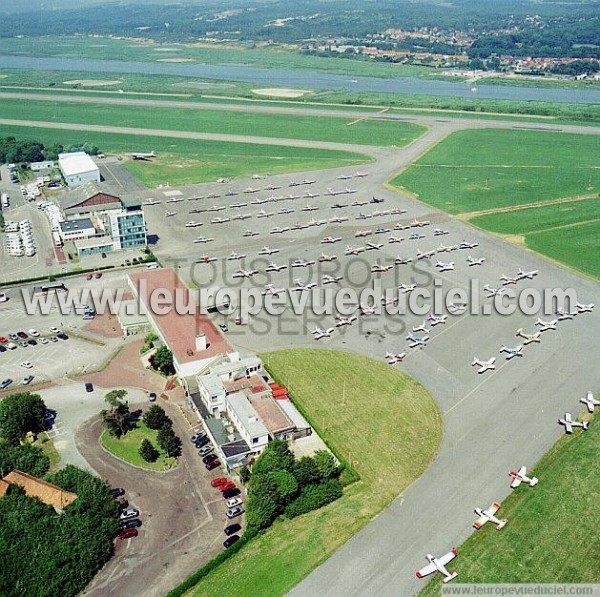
[{"xmin": 0, "ymin": 136, "xmax": 101, "ymax": 165}]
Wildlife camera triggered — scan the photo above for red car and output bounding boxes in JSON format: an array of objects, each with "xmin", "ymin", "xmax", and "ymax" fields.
[
  {"xmin": 0, "ymin": 337, "xmax": 7, "ymax": 343},
  {"xmin": 206, "ymin": 460, "xmax": 221, "ymax": 471},
  {"xmin": 118, "ymin": 528, "xmax": 138, "ymax": 540},
  {"xmin": 218, "ymin": 481, "xmax": 236, "ymax": 493},
  {"xmin": 211, "ymin": 477, "xmax": 229, "ymax": 488}
]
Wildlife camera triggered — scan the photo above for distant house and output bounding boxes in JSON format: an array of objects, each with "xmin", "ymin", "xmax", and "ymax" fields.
[{"xmin": 0, "ymin": 470, "xmax": 78, "ymax": 511}]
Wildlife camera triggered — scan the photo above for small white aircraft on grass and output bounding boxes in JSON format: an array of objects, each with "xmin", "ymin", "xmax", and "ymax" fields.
[
  {"xmin": 366, "ymin": 241, "xmax": 383, "ymax": 251},
  {"xmin": 352, "ymin": 199, "xmax": 369, "ymax": 207},
  {"xmin": 270, "ymin": 226, "xmax": 290, "ymax": 234},
  {"xmin": 360, "ymin": 305, "xmax": 378, "ymax": 316},
  {"xmin": 516, "ymin": 328, "xmax": 541, "ymax": 344},
  {"xmin": 258, "ymin": 246, "xmax": 279, "ymax": 256},
  {"xmin": 448, "ymin": 302, "xmax": 467, "ymax": 314},
  {"xmin": 337, "ymin": 173, "xmax": 352, "ymax": 180},
  {"xmin": 293, "ymin": 280, "xmax": 317, "ymax": 291},
  {"xmin": 264, "ymin": 184, "xmax": 281, "ymax": 190},
  {"xmin": 580, "ymin": 391, "xmax": 599, "ymax": 413},
  {"xmin": 131, "ymin": 151, "xmax": 156, "ymax": 160},
  {"xmin": 467, "ymin": 256, "xmax": 486, "ymax": 266},
  {"xmin": 428, "ymin": 314, "xmax": 447, "ymax": 326},
  {"xmin": 436, "ymin": 243, "xmax": 452, "ymax": 253},
  {"xmin": 517, "ymin": 267, "xmax": 539, "ymax": 280},
  {"xmin": 231, "ymin": 213, "xmax": 252, "ymax": 222},
  {"xmin": 399, "ymin": 283, "xmax": 417, "ymax": 293},
  {"xmin": 330, "ymin": 216, "xmax": 349, "ymax": 224},
  {"xmin": 322, "ymin": 236, "xmax": 342, "ymax": 244},
  {"xmin": 243, "ymin": 187, "xmax": 260, "ymax": 194},
  {"xmin": 291, "ymin": 258, "xmax": 315, "ymax": 268},
  {"xmin": 318, "ymin": 254, "xmax": 337, "ymax": 263},
  {"xmin": 385, "ymin": 352, "xmax": 406, "ymax": 365},
  {"xmin": 576, "ymin": 303, "xmax": 595, "ymax": 313},
  {"xmin": 304, "ymin": 191, "xmax": 319, "ymax": 199},
  {"xmin": 193, "ymin": 236, "xmax": 214, "ymax": 244},
  {"xmin": 471, "ymin": 357, "xmax": 496, "ymax": 374},
  {"xmin": 416, "ymin": 549, "xmax": 458, "ymax": 584},
  {"xmin": 356, "ymin": 212, "xmax": 371, "ymax": 221},
  {"xmin": 499, "ymin": 344, "xmax": 524, "ymax": 359},
  {"xmin": 335, "ymin": 314, "xmax": 357, "ymax": 327},
  {"xmin": 265, "ymin": 262, "xmax": 287, "ymax": 273},
  {"xmin": 322, "ymin": 274, "xmax": 343, "ymax": 285},
  {"xmin": 250, "ymin": 197, "xmax": 270, "ymax": 205},
  {"xmin": 143, "ymin": 199, "xmax": 161, "ymax": 206},
  {"xmin": 345, "ymin": 245, "xmax": 365, "ymax": 256},
  {"xmin": 394, "ymin": 223, "xmax": 411, "ymax": 231},
  {"xmin": 262, "ymin": 284, "xmax": 285, "ymax": 297},
  {"xmin": 374, "ymin": 226, "xmax": 390, "ymax": 234},
  {"xmin": 371, "ymin": 264, "xmax": 393, "ymax": 273},
  {"xmin": 301, "ymin": 204, "xmax": 319, "ymax": 212},
  {"xmin": 207, "ymin": 192, "xmax": 220, "ymax": 199},
  {"xmin": 500, "ymin": 274, "xmax": 519, "ymax": 286},
  {"xmin": 229, "ymin": 202, "xmax": 247, "ymax": 209},
  {"xmin": 435, "ymin": 260, "xmax": 455, "ymax": 272},
  {"xmin": 406, "ymin": 332, "xmax": 429, "ymax": 348},
  {"xmin": 558, "ymin": 412, "xmax": 589, "ymax": 434},
  {"xmin": 232, "ymin": 269, "xmax": 258, "ymax": 279},
  {"xmin": 225, "ymin": 190, "xmax": 239, "ymax": 197},
  {"xmin": 535, "ymin": 318, "xmax": 557, "ymax": 332},
  {"xmin": 354, "ymin": 171, "xmax": 368, "ymax": 178},
  {"xmin": 227, "ymin": 251, "xmax": 246, "ymax": 261},
  {"xmin": 388, "ymin": 235, "xmax": 404, "ymax": 244},
  {"xmin": 473, "ymin": 503, "xmax": 507, "ymax": 530},
  {"xmin": 509, "ymin": 466, "xmax": 538, "ymax": 488},
  {"xmin": 390, "ymin": 207, "xmax": 407, "ymax": 216}
]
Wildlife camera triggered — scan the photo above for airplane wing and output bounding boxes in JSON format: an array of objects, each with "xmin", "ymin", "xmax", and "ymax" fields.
[
  {"xmin": 473, "ymin": 515, "xmax": 488, "ymax": 529},
  {"xmin": 416, "ymin": 562, "xmax": 437, "ymax": 578},
  {"xmin": 486, "ymin": 503, "xmax": 501, "ymax": 516},
  {"xmin": 437, "ymin": 549, "xmax": 457, "ymax": 567}
]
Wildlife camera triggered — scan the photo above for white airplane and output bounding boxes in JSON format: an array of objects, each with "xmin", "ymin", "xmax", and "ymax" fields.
[
  {"xmin": 385, "ymin": 352, "xmax": 407, "ymax": 365},
  {"xmin": 556, "ymin": 308, "xmax": 577, "ymax": 320},
  {"xmin": 354, "ymin": 171, "xmax": 368, "ymax": 178},
  {"xmin": 265, "ymin": 262, "xmax": 287, "ymax": 273},
  {"xmin": 388, "ymin": 235, "xmax": 404, "ymax": 244},
  {"xmin": 304, "ymin": 191, "xmax": 319, "ymax": 199},
  {"xmin": 211, "ymin": 217, "xmax": 230, "ymax": 224},
  {"xmin": 412, "ymin": 321, "xmax": 429, "ymax": 334},
  {"xmin": 232, "ymin": 269, "xmax": 258, "ymax": 279},
  {"xmin": 436, "ymin": 243, "xmax": 452, "ymax": 253},
  {"xmin": 206, "ymin": 192, "xmax": 220, "ymax": 199},
  {"xmin": 581, "ymin": 391, "xmax": 599, "ymax": 413},
  {"xmin": 499, "ymin": 344, "xmax": 524, "ymax": 359},
  {"xmin": 516, "ymin": 328, "xmax": 542, "ymax": 344},
  {"xmin": 143, "ymin": 198, "xmax": 161, "ymax": 206},
  {"xmin": 394, "ymin": 223, "xmax": 411, "ymax": 231},
  {"xmin": 381, "ymin": 296, "xmax": 399, "ymax": 306},
  {"xmin": 278, "ymin": 207, "xmax": 294, "ymax": 215},
  {"xmin": 576, "ymin": 303, "xmax": 595, "ymax": 313},
  {"xmin": 366, "ymin": 241, "xmax": 383, "ymax": 251},
  {"xmin": 535, "ymin": 318, "xmax": 557, "ymax": 332},
  {"xmin": 399, "ymin": 283, "xmax": 417, "ymax": 293},
  {"xmin": 165, "ymin": 211, "xmax": 177, "ymax": 218},
  {"xmin": 258, "ymin": 246, "xmax": 279, "ymax": 256},
  {"xmin": 415, "ymin": 549, "xmax": 458, "ymax": 584},
  {"xmin": 229, "ymin": 202, "xmax": 248, "ymax": 209},
  {"xmin": 243, "ymin": 187, "xmax": 260, "ymax": 194},
  {"xmin": 270, "ymin": 226, "xmax": 290, "ymax": 234},
  {"xmin": 301, "ymin": 204, "xmax": 319, "ymax": 212},
  {"xmin": 355, "ymin": 229, "xmax": 372, "ymax": 238},
  {"xmin": 291, "ymin": 258, "xmax": 315, "ymax": 268},
  {"xmin": 345, "ymin": 245, "xmax": 365, "ymax": 256},
  {"xmin": 312, "ymin": 327, "xmax": 335, "ymax": 340},
  {"xmin": 185, "ymin": 221, "xmax": 202, "ymax": 228},
  {"xmin": 411, "ymin": 218, "xmax": 431, "ymax": 228},
  {"xmin": 500, "ymin": 274, "xmax": 519, "ymax": 286},
  {"xmin": 389, "ymin": 207, "xmax": 407, "ymax": 215},
  {"xmin": 257, "ymin": 209, "xmax": 274, "ymax": 218},
  {"xmin": 131, "ymin": 151, "xmax": 156, "ymax": 160},
  {"xmin": 243, "ymin": 230, "xmax": 259, "ymax": 237},
  {"xmin": 471, "ymin": 357, "xmax": 496, "ymax": 374},
  {"xmin": 416, "ymin": 249, "xmax": 436, "ymax": 260},
  {"xmin": 409, "ymin": 231, "xmax": 425, "ymax": 241},
  {"xmin": 264, "ymin": 184, "xmax": 281, "ymax": 190},
  {"xmin": 293, "ymin": 279, "xmax": 317, "ymax": 292},
  {"xmin": 227, "ymin": 251, "xmax": 246, "ymax": 261},
  {"xmin": 337, "ymin": 173, "xmax": 352, "ymax": 180},
  {"xmin": 395, "ymin": 257, "xmax": 412, "ymax": 265},
  {"xmin": 322, "ymin": 274, "xmax": 343, "ymax": 285},
  {"xmin": 467, "ymin": 256, "xmax": 486, "ymax": 266},
  {"xmin": 360, "ymin": 305, "xmax": 378, "ymax": 316},
  {"xmin": 371, "ymin": 264, "xmax": 393, "ymax": 273},
  {"xmin": 509, "ymin": 466, "xmax": 538, "ymax": 488},
  {"xmin": 374, "ymin": 226, "xmax": 390, "ymax": 234},
  {"xmin": 225, "ymin": 190, "xmax": 239, "ymax": 197},
  {"xmin": 302, "ymin": 179, "xmax": 316, "ymax": 185},
  {"xmin": 196, "ymin": 255, "xmax": 218, "ymax": 264},
  {"xmin": 251, "ymin": 197, "xmax": 270, "ymax": 205},
  {"xmin": 483, "ymin": 284, "xmax": 507, "ymax": 298},
  {"xmin": 193, "ymin": 236, "xmax": 214, "ymax": 244},
  {"xmin": 326, "ymin": 188, "xmax": 345, "ymax": 196},
  {"xmin": 435, "ymin": 260, "xmax": 455, "ymax": 272},
  {"xmin": 356, "ymin": 212, "xmax": 371, "ymax": 221},
  {"xmin": 231, "ymin": 213, "xmax": 252, "ymax": 221},
  {"xmin": 261, "ymin": 284, "xmax": 285, "ymax": 296},
  {"xmin": 433, "ymin": 228, "xmax": 449, "ymax": 236},
  {"xmin": 428, "ymin": 314, "xmax": 447, "ymax": 326},
  {"xmin": 459, "ymin": 241, "xmax": 479, "ymax": 250},
  {"xmin": 206, "ymin": 204, "xmax": 225, "ymax": 212},
  {"xmin": 329, "ymin": 216, "xmax": 349, "ymax": 224},
  {"xmin": 318, "ymin": 254, "xmax": 337, "ymax": 262},
  {"xmin": 322, "ymin": 237, "xmax": 342, "ymax": 244},
  {"xmin": 335, "ymin": 314, "xmax": 357, "ymax": 327},
  {"xmin": 344, "ymin": 187, "xmax": 357, "ymax": 194},
  {"xmin": 558, "ymin": 412, "xmax": 589, "ymax": 434},
  {"xmin": 406, "ymin": 332, "xmax": 429, "ymax": 348},
  {"xmin": 473, "ymin": 503, "xmax": 507, "ymax": 530},
  {"xmin": 517, "ymin": 268, "xmax": 539, "ymax": 280},
  {"xmin": 447, "ymin": 301, "xmax": 467, "ymax": 314}
]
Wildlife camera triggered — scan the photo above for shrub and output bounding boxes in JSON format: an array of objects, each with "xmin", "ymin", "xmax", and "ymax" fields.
[
  {"xmin": 157, "ymin": 426, "xmax": 181, "ymax": 457},
  {"xmin": 139, "ymin": 439, "xmax": 159, "ymax": 463},
  {"xmin": 251, "ymin": 439, "xmax": 295, "ymax": 476},
  {"xmin": 143, "ymin": 405, "xmax": 171, "ymax": 431},
  {"xmin": 284, "ymin": 479, "xmax": 343, "ymax": 519}
]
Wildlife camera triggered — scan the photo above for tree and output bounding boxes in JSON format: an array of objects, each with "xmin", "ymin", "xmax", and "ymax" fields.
[
  {"xmin": 143, "ymin": 405, "xmax": 171, "ymax": 430},
  {"xmin": 156, "ymin": 426, "xmax": 180, "ymax": 457},
  {"xmin": 267, "ymin": 469, "xmax": 298, "ymax": 505},
  {"xmin": 284, "ymin": 479, "xmax": 343, "ymax": 519},
  {"xmin": 246, "ymin": 473, "xmax": 281, "ymax": 529},
  {"xmin": 251, "ymin": 439, "xmax": 295, "ymax": 476},
  {"xmin": 100, "ymin": 389, "xmax": 130, "ymax": 438},
  {"xmin": 139, "ymin": 439, "xmax": 159, "ymax": 463},
  {"xmin": 151, "ymin": 346, "xmax": 175, "ymax": 375},
  {"xmin": 313, "ymin": 450, "xmax": 339, "ymax": 481},
  {"xmin": 0, "ymin": 392, "xmax": 47, "ymax": 444},
  {"xmin": 292, "ymin": 456, "xmax": 321, "ymax": 486},
  {"xmin": 0, "ymin": 442, "xmax": 50, "ymax": 477},
  {"xmin": 238, "ymin": 465, "xmax": 251, "ymax": 484}
]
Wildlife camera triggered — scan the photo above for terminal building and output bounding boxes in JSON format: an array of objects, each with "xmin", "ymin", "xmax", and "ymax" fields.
[{"xmin": 58, "ymin": 152, "xmax": 100, "ymax": 188}]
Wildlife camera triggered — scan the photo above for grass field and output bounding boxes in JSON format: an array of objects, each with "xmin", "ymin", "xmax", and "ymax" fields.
[
  {"xmin": 100, "ymin": 421, "xmax": 177, "ymax": 471},
  {"xmin": 180, "ymin": 349, "xmax": 442, "ymax": 597},
  {"xmin": 0, "ymin": 97, "xmax": 425, "ymax": 147},
  {"xmin": 420, "ymin": 409, "xmax": 598, "ymax": 595},
  {"xmin": 0, "ymin": 123, "xmax": 368, "ymax": 187},
  {"xmin": 392, "ymin": 129, "xmax": 600, "ymax": 215}
]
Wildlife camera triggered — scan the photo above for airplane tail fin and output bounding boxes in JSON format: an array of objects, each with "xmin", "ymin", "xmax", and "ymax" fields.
[{"xmin": 582, "ymin": 421, "xmax": 590, "ymax": 430}]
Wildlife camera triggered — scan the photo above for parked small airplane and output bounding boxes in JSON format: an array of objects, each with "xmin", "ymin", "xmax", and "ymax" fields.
[
  {"xmin": 193, "ymin": 236, "xmax": 214, "ymax": 244},
  {"xmin": 471, "ymin": 357, "xmax": 496, "ymax": 374},
  {"xmin": 412, "ymin": 321, "xmax": 429, "ymax": 334},
  {"xmin": 558, "ymin": 412, "xmax": 589, "ymax": 434},
  {"xmin": 329, "ymin": 216, "xmax": 349, "ymax": 224},
  {"xmin": 318, "ymin": 254, "xmax": 337, "ymax": 262},
  {"xmin": 433, "ymin": 228, "xmax": 449, "ymax": 236},
  {"xmin": 360, "ymin": 305, "xmax": 378, "ymax": 316},
  {"xmin": 500, "ymin": 274, "xmax": 519, "ymax": 286},
  {"xmin": 354, "ymin": 171, "xmax": 368, "ymax": 178},
  {"xmin": 388, "ymin": 235, "xmax": 404, "ymax": 244},
  {"xmin": 467, "ymin": 256, "xmax": 486, "ymax": 266},
  {"xmin": 399, "ymin": 283, "xmax": 417, "ymax": 293},
  {"xmin": 261, "ymin": 284, "xmax": 285, "ymax": 296},
  {"xmin": 580, "ymin": 391, "xmax": 599, "ymax": 413},
  {"xmin": 447, "ymin": 302, "xmax": 467, "ymax": 314},
  {"xmin": 436, "ymin": 243, "xmax": 451, "ymax": 253},
  {"xmin": 345, "ymin": 245, "xmax": 365, "ymax": 256},
  {"xmin": 225, "ymin": 190, "xmax": 239, "ymax": 197},
  {"xmin": 243, "ymin": 230, "xmax": 259, "ymax": 237},
  {"xmin": 389, "ymin": 207, "xmax": 407, "ymax": 216},
  {"xmin": 516, "ymin": 328, "xmax": 542, "ymax": 344},
  {"xmin": 331, "ymin": 203, "xmax": 348, "ymax": 209},
  {"xmin": 337, "ymin": 173, "xmax": 352, "ymax": 180},
  {"xmin": 322, "ymin": 274, "xmax": 343, "ymax": 284},
  {"xmin": 535, "ymin": 318, "xmax": 557, "ymax": 332},
  {"xmin": 435, "ymin": 260, "xmax": 455, "ymax": 272},
  {"xmin": 250, "ymin": 197, "xmax": 270, "ymax": 205},
  {"xmin": 304, "ymin": 191, "xmax": 319, "ymax": 199},
  {"xmin": 313, "ymin": 327, "xmax": 335, "ymax": 340},
  {"xmin": 229, "ymin": 202, "xmax": 247, "ymax": 209},
  {"xmin": 516, "ymin": 267, "xmax": 539, "ymax": 280},
  {"xmin": 371, "ymin": 264, "xmax": 393, "ymax": 273},
  {"xmin": 243, "ymin": 187, "xmax": 260, "ymax": 194},
  {"xmin": 227, "ymin": 251, "xmax": 247, "ymax": 261},
  {"xmin": 196, "ymin": 255, "xmax": 217, "ymax": 264},
  {"xmin": 356, "ymin": 212, "xmax": 371, "ymax": 221},
  {"xmin": 409, "ymin": 232, "xmax": 425, "ymax": 241},
  {"xmin": 207, "ymin": 204, "xmax": 225, "ymax": 212},
  {"xmin": 143, "ymin": 199, "xmax": 161, "ymax": 206},
  {"xmin": 576, "ymin": 303, "xmax": 595, "ymax": 313},
  {"xmin": 416, "ymin": 249, "xmax": 436, "ymax": 260},
  {"xmin": 232, "ymin": 269, "xmax": 258, "ymax": 279},
  {"xmin": 355, "ymin": 230, "xmax": 372, "ymax": 238},
  {"xmin": 406, "ymin": 332, "xmax": 429, "ymax": 348},
  {"xmin": 473, "ymin": 503, "xmax": 507, "ymax": 530},
  {"xmin": 270, "ymin": 226, "xmax": 290, "ymax": 234},
  {"xmin": 483, "ymin": 284, "xmax": 507, "ymax": 297},
  {"xmin": 264, "ymin": 184, "xmax": 281, "ymax": 190},
  {"xmin": 131, "ymin": 151, "xmax": 156, "ymax": 160},
  {"xmin": 322, "ymin": 236, "xmax": 342, "ymax": 244},
  {"xmin": 185, "ymin": 221, "xmax": 202, "ymax": 228},
  {"xmin": 301, "ymin": 204, "xmax": 319, "ymax": 212},
  {"xmin": 352, "ymin": 199, "xmax": 369, "ymax": 207},
  {"xmin": 257, "ymin": 209, "xmax": 274, "ymax": 218},
  {"xmin": 165, "ymin": 211, "xmax": 177, "ymax": 217},
  {"xmin": 415, "ymin": 549, "xmax": 458, "ymax": 584},
  {"xmin": 335, "ymin": 314, "xmax": 357, "ymax": 327},
  {"xmin": 258, "ymin": 246, "xmax": 279, "ymax": 256},
  {"xmin": 509, "ymin": 466, "xmax": 538, "ymax": 488},
  {"xmin": 291, "ymin": 258, "xmax": 315, "ymax": 268},
  {"xmin": 371, "ymin": 196, "xmax": 384, "ymax": 204},
  {"xmin": 366, "ymin": 241, "xmax": 383, "ymax": 251},
  {"xmin": 211, "ymin": 217, "xmax": 230, "ymax": 224},
  {"xmin": 277, "ymin": 207, "xmax": 294, "ymax": 215},
  {"xmin": 459, "ymin": 241, "xmax": 479, "ymax": 250},
  {"xmin": 428, "ymin": 314, "xmax": 447, "ymax": 326},
  {"xmin": 394, "ymin": 223, "xmax": 411, "ymax": 231},
  {"xmin": 411, "ymin": 218, "xmax": 431, "ymax": 228},
  {"xmin": 232, "ymin": 213, "xmax": 252, "ymax": 222},
  {"xmin": 265, "ymin": 262, "xmax": 287, "ymax": 273},
  {"xmin": 293, "ymin": 279, "xmax": 317, "ymax": 291},
  {"xmin": 386, "ymin": 352, "xmax": 406, "ymax": 365},
  {"xmin": 499, "ymin": 344, "xmax": 524, "ymax": 359},
  {"xmin": 395, "ymin": 257, "xmax": 413, "ymax": 265}
]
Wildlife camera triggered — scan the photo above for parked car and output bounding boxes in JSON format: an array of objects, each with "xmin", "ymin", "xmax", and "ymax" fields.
[
  {"xmin": 20, "ymin": 361, "xmax": 33, "ymax": 369},
  {"xmin": 110, "ymin": 487, "xmax": 125, "ymax": 498},
  {"xmin": 85, "ymin": 382, "xmax": 94, "ymax": 393},
  {"xmin": 223, "ymin": 535, "xmax": 240, "ymax": 548},
  {"xmin": 26, "ymin": 340, "xmax": 37, "ymax": 346},
  {"xmin": 39, "ymin": 337, "xmax": 49, "ymax": 345},
  {"xmin": 221, "ymin": 487, "xmax": 241, "ymax": 499},
  {"xmin": 120, "ymin": 518, "xmax": 142, "ymax": 530},
  {"xmin": 17, "ymin": 332, "xmax": 28, "ymax": 339},
  {"xmin": 226, "ymin": 497, "xmax": 243, "ymax": 509},
  {"xmin": 225, "ymin": 506, "xmax": 244, "ymax": 519},
  {"xmin": 0, "ymin": 337, "xmax": 8, "ymax": 343},
  {"xmin": 205, "ymin": 460, "xmax": 222, "ymax": 471},
  {"xmin": 8, "ymin": 333, "xmax": 19, "ymax": 341},
  {"xmin": 0, "ymin": 378, "xmax": 13, "ymax": 389},
  {"xmin": 28, "ymin": 329, "xmax": 40, "ymax": 337},
  {"xmin": 18, "ymin": 342, "xmax": 28, "ymax": 348},
  {"xmin": 211, "ymin": 477, "xmax": 229, "ymax": 488},
  {"xmin": 218, "ymin": 323, "xmax": 228, "ymax": 332},
  {"xmin": 223, "ymin": 523, "xmax": 241, "ymax": 536},
  {"xmin": 49, "ymin": 326, "xmax": 59, "ymax": 333},
  {"xmin": 195, "ymin": 436, "xmax": 209, "ymax": 449},
  {"xmin": 118, "ymin": 528, "xmax": 138, "ymax": 540},
  {"xmin": 190, "ymin": 432, "xmax": 206, "ymax": 443},
  {"xmin": 56, "ymin": 333, "xmax": 69, "ymax": 340},
  {"xmin": 0, "ymin": 345, "xmax": 6, "ymax": 353},
  {"xmin": 148, "ymin": 392, "xmax": 157, "ymax": 402},
  {"xmin": 218, "ymin": 481, "xmax": 236, "ymax": 492},
  {"xmin": 202, "ymin": 454, "xmax": 218, "ymax": 464},
  {"xmin": 48, "ymin": 336, "xmax": 58, "ymax": 343},
  {"xmin": 198, "ymin": 445, "xmax": 213, "ymax": 457},
  {"xmin": 22, "ymin": 375, "xmax": 34, "ymax": 385},
  {"xmin": 119, "ymin": 508, "xmax": 140, "ymax": 521}
]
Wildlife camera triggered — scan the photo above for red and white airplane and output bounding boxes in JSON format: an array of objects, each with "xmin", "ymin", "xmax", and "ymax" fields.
[
  {"xmin": 473, "ymin": 502, "xmax": 507, "ymax": 530},
  {"xmin": 580, "ymin": 391, "xmax": 599, "ymax": 413},
  {"xmin": 416, "ymin": 549, "xmax": 458, "ymax": 584},
  {"xmin": 558, "ymin": 412, "xmax": 589, "ymax": 434},
  {"xmin": 509, "ymin": 466, "xmax": 538, "ymax": 488}
]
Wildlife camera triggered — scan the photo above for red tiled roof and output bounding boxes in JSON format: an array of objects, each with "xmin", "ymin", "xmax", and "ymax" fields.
[
  {"xmin": 129, "ymin": 268, "xmax": 232, "ymax": 366},
  {"xmin": 249, "ymin": 394, "xmax": 295, "ymax": 436}
]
